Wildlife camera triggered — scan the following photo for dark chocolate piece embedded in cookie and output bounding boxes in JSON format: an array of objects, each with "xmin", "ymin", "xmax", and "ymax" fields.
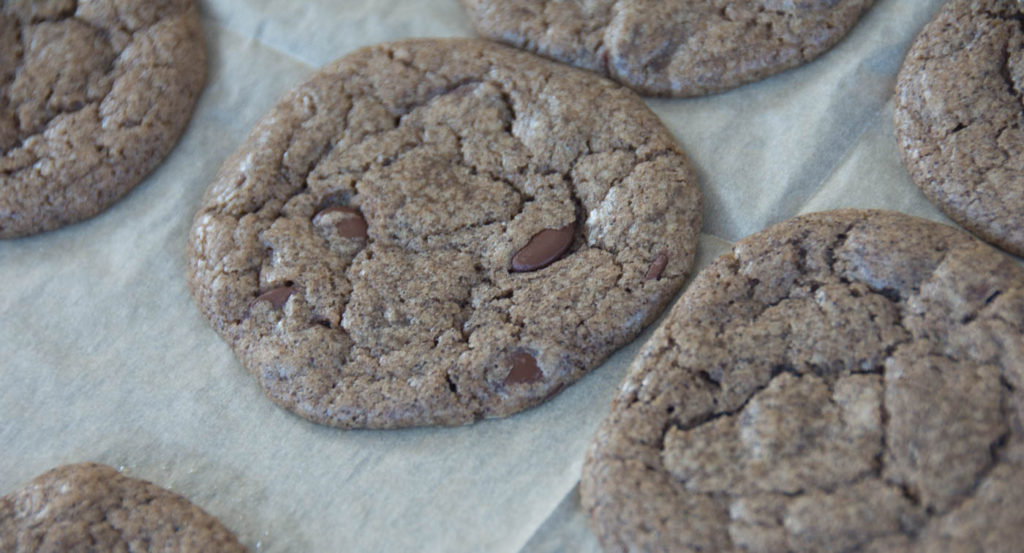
[
  {"xmin": 582, "ymin": 209, "xmax": 1024, "ymax": 552},
  {"xmin": 511, "ymin": 224, "xmax": 575, "ymax": 272},
  {"xmin": 459, "ymin": 0, "xmax": 875, "ymax": 97},
  {"xmin": 895, "ymin": 0, "xmax": 1024, "ymax": 257},
  {"xmin": 0, "ymin": 0, "xmax": 206, "ymax": 238},
  {"xmin": 0, "ymin": 463, "xmax": 246, "ymax": 552},
  {"xmin": 187, "ymin": 38, "xmax": 702, "ymax": 429}
]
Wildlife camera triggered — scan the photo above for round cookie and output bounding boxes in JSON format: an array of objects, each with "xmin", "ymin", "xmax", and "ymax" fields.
[
  {"xmin": 0, "ymin": 463, "xmax": 246, "ymax": 552},
  {"xmin": 187, "ymin": 38, "xmax": 702, "ymax": 429},
  {"xmin": 459, "ymin": 0, "xmax": 875, "ymax": 97},
  {"xmin": 581, "ymin": 210, "xmax": 1024, "ymax": 552},
  {"xmin": 0, "ymin": 0, "xmax": 205, "ymax": 238},
  {"xmin": 895, "ymin": 0, "xmax": 1024, "ymax": 257}
]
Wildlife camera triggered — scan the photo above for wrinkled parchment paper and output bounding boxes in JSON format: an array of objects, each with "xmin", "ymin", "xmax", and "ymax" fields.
[{"xmin": 3, "ymin": 1, "xmax": 1000, "ymax": 551}]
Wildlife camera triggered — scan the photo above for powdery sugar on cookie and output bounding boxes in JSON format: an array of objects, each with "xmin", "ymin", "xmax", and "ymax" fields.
[{"xmin": 187, "ymin": 39, "xmax": 702, "ymax": 429}]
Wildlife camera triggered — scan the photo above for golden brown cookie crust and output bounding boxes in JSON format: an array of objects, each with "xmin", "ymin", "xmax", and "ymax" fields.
[
  {"xmin": 0, "ymin": 0, "xmax": 206, "ymax": 238},
  {"xmin": 895, "ymin": 0, "xmax": 1024, "ymax": 257},
  {"xmin": 460, "ymin": 0, "xmax": 875, "ymax": 97},
  {"xmin": 582, "ymin": 210, "xmax": 1024, "ymax": 552},
  {"xmin": 0, "ymin": 463, "xmax": 246, "ymax": 552},
  {"xmin": 187, "ymin": 39, "xmax": 702, "ymax": 429}
]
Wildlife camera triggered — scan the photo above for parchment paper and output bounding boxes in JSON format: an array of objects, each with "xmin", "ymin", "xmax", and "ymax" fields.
[{"xmin": 2, "ymin": 1, "xmax": 1003, "ymax": 551}]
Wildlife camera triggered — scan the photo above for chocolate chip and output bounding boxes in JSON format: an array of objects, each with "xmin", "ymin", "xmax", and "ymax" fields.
[
  {"xmin": 251, "ymin": 286, "xmax": 294, "ymax": 310},
  {"xmin": 504, "ymin": 351, "xmax": 542, "ymax": 385},
  {"xmin": 645, "ymin": 252, "xmax": 669, "ymax": 281},
  {"xmin": 511, "ymin": 224, "xmax": 574, "ymax": 272},
  {"xmin": 315, "ymin": 206, "xmax": 367, "ymax": 239}
]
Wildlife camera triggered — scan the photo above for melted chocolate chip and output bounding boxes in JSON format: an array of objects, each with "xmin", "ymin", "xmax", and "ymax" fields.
[
  {"xmin": 504, "ymin": 351, "xmax": 543, "ymax": 385},
  {"xmin": 251, "ymin": 286, "xmax": 294, "ymax": 309},
  {"xmin": 645, "ymin": 252, "xmax": 669, "ymax": 281},
  {"xmin": 315, "ymin": 206, "xmax": 368, "ymax": 239},
  {"xmin": 511, "ymin": 224, "xmax": 574, "ymax": 272}
]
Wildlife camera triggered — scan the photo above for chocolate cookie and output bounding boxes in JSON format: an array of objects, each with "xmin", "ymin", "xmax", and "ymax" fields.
[
  {"xmin": 0, "ymin": 463, "xmax": 246, "ymax": 552},
  {"xmin": 895, "ymin": 0, "xmax": 1024, "ymax": 257},
  {"xmin": 187, "ymin": 38, "xmax": 701, "ymax": 429},
  {"xmin": 581, "ymin": 209, "xmax": 1024, "ymax": 552},
  {"xmin": 0, "ymin": 0, "xmax": 205, "ymax": 238},
  {"xmin": 459, "ymin": 0, "xmax": 875, "ymax": 97}
]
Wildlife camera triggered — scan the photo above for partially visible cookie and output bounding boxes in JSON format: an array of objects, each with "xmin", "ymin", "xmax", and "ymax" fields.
[
  {"xmin": 895, "ymin": 0, "xmax": 1024, "ymax": 257},
  {"xmin": 459, "ymin": 0, "xmax": 875, "ymax": 97},
  {"xmin": 582, "ymin": 210, "xmax": 1024, "ymax": 552},
  {"xmin": 0, "ymin": 463, "xmax": 246, "ymax": 552},
  {"xmin": 187, "ymin": 38, "xmax": 701, "ymax": 429},
  {"xmin": 0, "ymin": 0, "xmax": 206, "ymax": 238}
]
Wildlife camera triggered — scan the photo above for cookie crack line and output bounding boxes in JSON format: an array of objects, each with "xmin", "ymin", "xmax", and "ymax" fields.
[
  {"xmin": 936, "ymin": 428, "xmax": 1012, "ymax": 518},
  {"xmin": 208, "ymin": 66, "xmax": 660, "ymax": 232},
  {"xmin": 3, "ymin": 14, "xmax": 114, "ymax": 152},
  {"xmin": 193, "ymin": 39, "xmax": 699, "ymax": 427},
  {"xmin": 244, "ymin": 85, "xmax": 669, "ymax": 319},
  {"xmin": 895, "ymin": 0, "xmax": 1024, "ymax": 256},
  {"xmin": 1, "ymin": 464, "xmax": 246, "ymax": 551},
  {"xmin": 467, "ymin": 0, "xmax": 875, "ymax": 96},
  {"xmin": 654, "ymin": 262, "xmax": 842, "ymax": 424},
  {"xmin": 1, "ymin": 5, "xmax": 186, "ymax": 157},
  {"xmin": 935, "ymin": 10, "xmax": 1024, "ymax": 145},
  {"xmin": 636, "ymin": 216, "xmax": 1023, "ymax": 545},
  {"xmin": 206, "ymin": 76, "xmax": 483, "ymax": 222},
  {"xmin": 279, "ymin": 129, "xmax": 658, "ymax": 340},
  {"xmin": 583, "ymin": 210, "xmax": 1024, "ymax": 553},
  {"xmin": 248, "ymin": 76, "xmax": 525, "ymax": 338},
  {"xmin": 1, "ymin": 0, "xmax": 206, "ymax": 238},
  {"xmin": 999, "ymin": 41, "xmax": 1023, "ymax": 102}
]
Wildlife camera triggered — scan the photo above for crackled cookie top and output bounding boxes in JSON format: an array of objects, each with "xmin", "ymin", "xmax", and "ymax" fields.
[
  {"xmin": 459, "ymin": 0, "xmax": 875, "ymax": 97},
  {"xmin": 187, "ymin": 39, "xmax": 702, "ymax": 429},
  {"xmin": 895, "ymin": 0, "xmax": 1024, "ymax": 257},
  {"xmin": 0, "ymin": 463, "xmax": 246, "ymax": 552},
  {"xmin": 581, "ymin": 210, "xmax": 1024, "ymax": 552},
  {"xmin": 0, "ymin": 0, "xmax": 205, "ymax": 238}
]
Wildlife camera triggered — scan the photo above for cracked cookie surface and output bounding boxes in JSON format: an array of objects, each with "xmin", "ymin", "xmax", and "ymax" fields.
[
  {"xmin": 459, "ymin": 0, "xmax": 874, "ymax": 97},
  {"xmin": 895, "ymin": 0, "xmax": 1024, "ymax": 257},
  {"xmin": 0, "ymin": 463, "xmax": 246, "ymax": 552},
  {"xmin": 581, "ymin": 209, "xmax": 1024, "ymax": 553},
  {"xmin": 187, "ymin": 39, "xmax": 702, "ymax": 429},
  {"xmin": 0, "ymin": 0, "xmax": 205, "ymax": 238}
]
